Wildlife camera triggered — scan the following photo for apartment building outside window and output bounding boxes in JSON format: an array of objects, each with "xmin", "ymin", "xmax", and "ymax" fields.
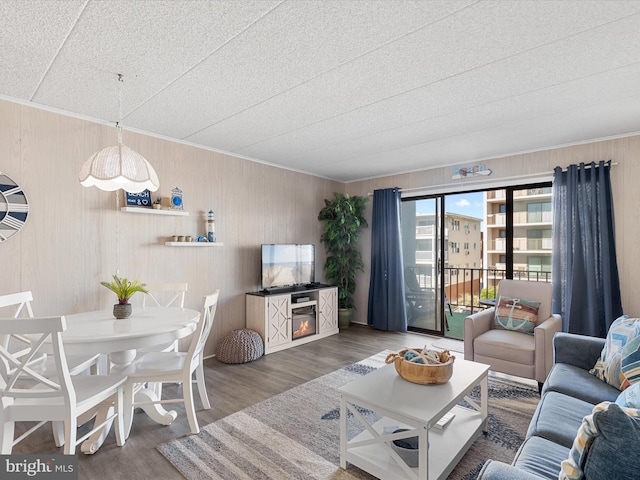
[
  {"xmin": 400, "ymin": 184, "xmax": 551, "ymax": 339},
  {"xmin": 486, "ymin": 184, "xmax": 552, "ymax": 285}
]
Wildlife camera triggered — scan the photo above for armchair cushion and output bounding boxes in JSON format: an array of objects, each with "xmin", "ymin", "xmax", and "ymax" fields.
[
  {"xmin": 590, "ymin": 315, "xmax": 640, "ymax": 390},
  {"xmin": 474, "ymin": 329, "xmax": 535, "ymax": 365},
  {"xmin": 494, "ymin": 296, "xmax": 541, "ymax": 335}
]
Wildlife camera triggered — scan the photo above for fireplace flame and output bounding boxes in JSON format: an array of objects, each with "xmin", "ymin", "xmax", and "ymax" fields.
[{"xmin": 293, "ymin": 320, "xmax": 312, "ymax": 337}]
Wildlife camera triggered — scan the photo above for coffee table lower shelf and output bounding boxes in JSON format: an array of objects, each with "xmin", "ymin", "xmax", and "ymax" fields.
[{"xmin": 344, "ymin": 406, "xmax": 485, "ymax": 480}]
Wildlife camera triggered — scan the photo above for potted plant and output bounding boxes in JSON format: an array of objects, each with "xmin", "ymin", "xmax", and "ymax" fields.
[
  {"xmin": 318, "ymin": 192, "xmax": 369, "ymax": 328},
  {"xmin": 153, "ymin": 197, "xmax": 162, "ymax": 209},
  {"xmin": 100, "ymin": 274, "xmax": 148, "ymax": 319}
]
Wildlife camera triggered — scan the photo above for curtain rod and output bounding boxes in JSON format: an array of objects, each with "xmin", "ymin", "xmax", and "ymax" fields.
[{"xmin": 366, "ymin": 161, "xmax": 617, "ymax": 196}]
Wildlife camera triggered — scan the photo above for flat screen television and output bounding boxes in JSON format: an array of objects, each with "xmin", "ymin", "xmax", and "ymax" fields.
[{"xmin": 261, "ymin": 244, "xmax": 315, "ymax": 291}]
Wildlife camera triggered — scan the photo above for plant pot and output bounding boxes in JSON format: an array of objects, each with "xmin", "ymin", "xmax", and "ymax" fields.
[
  {"xmin": 113, "ymin": 303, "xmax": 132, "ymax": 319},
  {"xmin": 153, "ymin": 204, "xmax": 162, "ymax": 209},
  {"xmin": 338, "ymin": 308, "xmax": 353, "ymax": 329}
]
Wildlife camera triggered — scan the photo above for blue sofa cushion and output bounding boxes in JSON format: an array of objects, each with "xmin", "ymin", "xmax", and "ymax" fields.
[
  {"xmin": 478, "ymin": 460, "xmax": 551, "ymax": 480},
  {"xmin": 526, "ymin": 391, "xmax": 593, "ymax": 448},
  {"xmin": 513, "ymin": 436, "xmax": 568, "ymax": 480},
  {"xmin": 544, "ymin": 363, "xmax": 620, "ymax": 405},
  {"xmin": 559, "ymin": 402, "xmax": 640, "ymax": 480}
]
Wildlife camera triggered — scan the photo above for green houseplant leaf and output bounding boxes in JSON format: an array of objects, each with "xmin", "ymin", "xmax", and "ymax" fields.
[
  {"xmin": 100, "ymin": 274, "xmax": 148, "ymax": 305},
  {"xmin": 318, "ymin": 193, "xmax": 369, "ymax": 309}
]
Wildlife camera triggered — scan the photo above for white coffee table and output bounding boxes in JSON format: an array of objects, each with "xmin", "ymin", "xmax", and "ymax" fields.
[{"xmin": 339, "ymin": 359, "xmax": 489, "ymax": 480}]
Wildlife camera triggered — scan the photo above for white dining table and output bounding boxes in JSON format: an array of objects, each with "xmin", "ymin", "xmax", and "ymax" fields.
[{"xmin": 60, "ymin": 306, "xmax": 201, "ymax": 453}]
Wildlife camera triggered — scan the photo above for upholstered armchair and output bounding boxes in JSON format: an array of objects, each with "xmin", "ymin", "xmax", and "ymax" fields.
[{"xmin": 464, "ymin": 279, "xmax": 561, "ymax": 390}]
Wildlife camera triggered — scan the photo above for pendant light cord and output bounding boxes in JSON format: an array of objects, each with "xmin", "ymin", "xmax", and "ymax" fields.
[
  {"xmin": 116, "ymin": 73, "xmax": 123, "ymax": 145},
  {"xmin": 115, "ymin": 73, "xmax": 123, "ymax": 276},
  {"xmin": 115, "ymin": 190, "xmax": 120, "ymax": 276}
]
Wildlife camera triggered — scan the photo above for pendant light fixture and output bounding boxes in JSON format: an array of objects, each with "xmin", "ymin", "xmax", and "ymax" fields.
[{"xmin": 79, "ymin": 74, "xmax": 159, "ymax": 193}]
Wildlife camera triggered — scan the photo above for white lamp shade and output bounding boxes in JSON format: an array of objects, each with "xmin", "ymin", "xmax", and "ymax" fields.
[{"xmin": 79, "ymin": 144, "xmax": 159, "ymax": 193}]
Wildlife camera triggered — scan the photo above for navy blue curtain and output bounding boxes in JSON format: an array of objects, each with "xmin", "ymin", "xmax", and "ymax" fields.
[
  {"xmin": 552, "ymin": 161, "xmax": 623, "ymax": 337},
  {"xmin": 367, "ymin": 188, "xmax": 407, "ymax": 331}
]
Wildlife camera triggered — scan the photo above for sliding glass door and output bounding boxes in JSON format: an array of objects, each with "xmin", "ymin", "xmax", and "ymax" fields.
[
  {"xmin": 401, "ymin": 182, "xmax": 551, "ymax": 339},
  {"xmin": 401, "ymin": 196, "xmax": 446, "ymax": 335}
]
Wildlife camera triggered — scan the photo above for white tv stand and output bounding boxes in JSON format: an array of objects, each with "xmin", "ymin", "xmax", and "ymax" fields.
[{"xmin": 246, "ymin": 285, "xmax": 338, "ymax": 354}]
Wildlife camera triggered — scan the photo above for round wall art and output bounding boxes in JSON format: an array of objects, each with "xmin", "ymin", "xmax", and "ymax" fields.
[{"xmin": 0, "ymin": 172, "xmax": 29, "ymax": 242}]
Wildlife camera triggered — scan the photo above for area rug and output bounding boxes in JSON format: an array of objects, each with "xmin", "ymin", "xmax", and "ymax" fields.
[{"xmin": 158, "ymin": 352, "xmax": 540, "ymax": 480}]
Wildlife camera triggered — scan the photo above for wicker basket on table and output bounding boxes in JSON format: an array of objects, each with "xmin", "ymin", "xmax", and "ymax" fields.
[{"xmin": 385, "ymin": 348, "xmax": 455, "ymax": 385}]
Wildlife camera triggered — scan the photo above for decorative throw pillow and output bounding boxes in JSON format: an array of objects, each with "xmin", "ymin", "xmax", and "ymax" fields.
[
  {"xmin": 559, "ymin": 401, "xmax": 640, "ymax": 480},
  {"xmin": 590, "ymin": 315, "xmax": 640, "ymax": 390},
  {"xmin": 493, "ymin": 296, "xmax": 540, "ymax": 335},
  {"xmin": 616, "ymin": 381, "xmax": 640, "ymax": 408}
]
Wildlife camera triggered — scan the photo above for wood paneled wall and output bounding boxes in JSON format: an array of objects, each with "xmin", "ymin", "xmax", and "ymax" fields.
[
  {"xmin": 346, "ymin": 135, "xmax": 640, "ymax": 323},
  {"xmin": 0, "ymin": 100, "xmax": 341, "ymax": 356}
]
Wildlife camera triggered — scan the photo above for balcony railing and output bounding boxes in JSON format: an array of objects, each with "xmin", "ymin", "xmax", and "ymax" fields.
[
  {"xmin": 487, "ymin": 188, "xmax": 551, "ymax": 200},
  {"xmin": 488, "ymin": 238, "xmax": 552, "ymax": 251},
  {"xmin": 514, "ymin": 211, "xmax": 552, "ymax": 224},
  {"xmin": 415, "ymin": 251, "xmax": 434, "ymax": 261},
  {"xmin": 416, "ymin": 225, "xmax": 435, "ymax": 236},
  {"xmin": 406, "ymin": 265, "xmax": 551, "ymax": 316},
  {"xmin": 487, "ymin": 211, "xmax": 552, "ymax": 226}
]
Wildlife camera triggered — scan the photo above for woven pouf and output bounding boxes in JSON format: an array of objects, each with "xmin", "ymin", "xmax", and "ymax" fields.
[{"xmin": 216, "ymin": 328, "xmax": 264, "ymax": 364}]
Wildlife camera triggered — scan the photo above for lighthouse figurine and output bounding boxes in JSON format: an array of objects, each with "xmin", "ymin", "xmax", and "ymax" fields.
[{"xmin": 207, "ymin": 210, "xmax": 216, "ymax": 243}]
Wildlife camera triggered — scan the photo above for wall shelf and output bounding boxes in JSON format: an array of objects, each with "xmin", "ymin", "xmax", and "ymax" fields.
[
  {"xmin": 121, "ymin": 207, "xmax": 189, "ymax": 217},
  {"xmin": 164, "ymin": 242, "xmax": 223, "ymax": 247}
]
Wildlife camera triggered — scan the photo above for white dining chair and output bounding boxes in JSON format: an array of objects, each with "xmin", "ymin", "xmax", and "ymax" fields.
[
  {"xmin": 122, "ymin": 289, "xmax": 219, "ymax": 437},
  {"xmin": 141, "ymin": 282, "xmax": 188, "ymax": 308},
  {"xmin": 0, "ymin": 291, "xmax": 100, "ymax": 375},
  {"xmin": 138, "ymin": 282, "xmax": 188, "ymax": 354},
  {"xmin": 0, "ymin": 316, "xmax": 127, "ymax": 454}
]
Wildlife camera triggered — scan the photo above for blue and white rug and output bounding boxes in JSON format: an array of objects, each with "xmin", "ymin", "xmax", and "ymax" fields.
[{"xmin": 158, "ymin": 351, "xmax": 539, "ymax": 480}]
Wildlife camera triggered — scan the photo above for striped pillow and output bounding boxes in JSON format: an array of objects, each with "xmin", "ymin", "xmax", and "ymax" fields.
[
  {"xmin": 590, "ymin": 315, "xmax": 640, "ymax": 390},
  {"xmin": 620, "ymin": 335, "xmax": 640, "ymax": 390},
  {"xmin": 559, "ymin": 402, "xmax": 640, "ymax": 480},
  {"xmin": 494, "ymin": 296, "xmax": 540, "ymax": 335}
]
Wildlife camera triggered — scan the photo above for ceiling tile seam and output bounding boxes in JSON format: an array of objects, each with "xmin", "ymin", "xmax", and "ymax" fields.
[
  {"xmin": 122, "ymin": 0, "xmax": 287, "ymax": 119},
  {"xmin": 321, "ymin": 89, "xmax": 640, "ymax": 170},
  {"xmin": 180, "ymin": 0, "xmax": 481, "ymax": 141},
  {"xmin": 284, "ymin": 57, "xmax": 640, "ymax": 156},
  {"xmin": 228, "ymin": 10, "xmax": 640, "ymax": 153},
  {"xmin": 29, "ymin": 0, "xmax": 90, "ymax": 102}
]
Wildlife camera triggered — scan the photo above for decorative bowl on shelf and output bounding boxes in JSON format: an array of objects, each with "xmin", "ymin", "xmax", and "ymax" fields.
[{"xmin": 385, "ymin": 348, "xmax": 455, "ymax": 385}]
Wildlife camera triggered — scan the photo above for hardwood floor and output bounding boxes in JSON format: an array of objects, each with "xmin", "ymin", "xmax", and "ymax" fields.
[{"xmin": 14, "ymin": 325, "xmax": 447, "ymax": 480}]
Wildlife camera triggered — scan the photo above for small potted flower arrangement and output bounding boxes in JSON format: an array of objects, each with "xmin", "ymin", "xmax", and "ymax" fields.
[
  {"xmin": 153, "ymin": 197, "xmax": 162, "ymax": 209},
  {"xmin": 100, "ymin": 274, "xmax": 148, "ymax": 319}
]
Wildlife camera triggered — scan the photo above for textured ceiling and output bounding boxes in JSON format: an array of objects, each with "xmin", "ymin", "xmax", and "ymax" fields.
[{"xmin": 1, "ymin": 0, "xmax": 640, "ymax": 182}]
